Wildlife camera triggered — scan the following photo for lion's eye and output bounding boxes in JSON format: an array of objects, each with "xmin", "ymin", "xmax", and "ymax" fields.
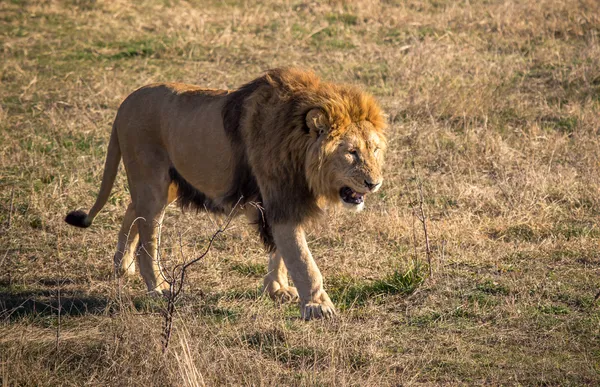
[
  {"xmin": 345, "ymin": 149, "xmax": 358, "ymax": 162},
  {"xmin": 374, "ymin": 147, "xmax": 380, "ymax": 155}
]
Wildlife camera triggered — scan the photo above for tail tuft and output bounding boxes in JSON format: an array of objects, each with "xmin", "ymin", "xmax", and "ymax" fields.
[{"xmin": 65, "ymin": 210, "xmax": 92, "ymax": 228}]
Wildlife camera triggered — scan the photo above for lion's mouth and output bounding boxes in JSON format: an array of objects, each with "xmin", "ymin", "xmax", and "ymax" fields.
[{"xmin": 340, "ymin": 186, "xmax": 365, "ymax": 205}]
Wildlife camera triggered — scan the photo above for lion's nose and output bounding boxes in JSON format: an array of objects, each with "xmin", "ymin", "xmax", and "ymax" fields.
[{"xmin": 364, "ymin": 180, "xmax": 381, "ymax": 191}]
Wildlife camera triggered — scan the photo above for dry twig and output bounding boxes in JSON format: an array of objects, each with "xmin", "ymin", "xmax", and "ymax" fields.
[
  {"xmin": 161, "ymin": 201, "xmax": 240, "ymax": 352},
  {"xmin": 7, "ymin": 187, "xmax": 14, "ymax": 230},
  {"xmin": 414, "ymin": 180, "xmax": 433, "ymax": 278}
]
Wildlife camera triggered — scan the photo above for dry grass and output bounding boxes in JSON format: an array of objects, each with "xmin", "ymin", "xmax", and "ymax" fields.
[{"xmin": 1, "ymin": 0, "xmax": 600, "ymax": 385}]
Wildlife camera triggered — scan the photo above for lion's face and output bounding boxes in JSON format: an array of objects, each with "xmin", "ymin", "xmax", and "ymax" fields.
[
  {"xmin": 306, "ymin": 109, "xmax": 387, "ymax": 212},
  {"xmin": 325, "ymin": 124, "xmax": 386, "ymax": 211}
]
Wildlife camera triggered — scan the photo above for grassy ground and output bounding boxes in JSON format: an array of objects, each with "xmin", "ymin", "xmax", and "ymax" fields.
[{"xmin": 1, "ymin": 0, "xmax": 600, "ymax": 385}]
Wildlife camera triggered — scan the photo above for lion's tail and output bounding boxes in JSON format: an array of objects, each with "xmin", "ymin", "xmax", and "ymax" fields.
[{"xmin": 65, "ymin": 122, "xmax": 121, "ymax": 228}]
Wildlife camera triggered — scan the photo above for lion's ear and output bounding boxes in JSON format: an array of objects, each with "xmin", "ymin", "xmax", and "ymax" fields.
[{"xmin": 306, "ymin": 108, "xmax": 329, "ymax": 137}]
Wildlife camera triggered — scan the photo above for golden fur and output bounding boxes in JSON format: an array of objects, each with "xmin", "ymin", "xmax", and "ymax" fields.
[{"xmin": 65, "ymin": 68, "xmax": 387, "ymax": 319}]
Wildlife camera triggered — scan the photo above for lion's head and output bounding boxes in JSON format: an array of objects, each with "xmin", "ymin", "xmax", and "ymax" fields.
[
  {"xmin": 264, "ymin": 69, "xmax": 387, "ymax": 212},
  {"xmin": 244, "ymin": 68, "xmax": 387, "ymax": 222},
  {"xmin": 305, "ymin": 107, "xmax": 387, "ymax": 212}
]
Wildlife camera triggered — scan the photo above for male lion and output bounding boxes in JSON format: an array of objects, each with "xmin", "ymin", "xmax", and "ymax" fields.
[{"xmin": 65, "ymin": 68, "xmax": 387, "ymax": 320}]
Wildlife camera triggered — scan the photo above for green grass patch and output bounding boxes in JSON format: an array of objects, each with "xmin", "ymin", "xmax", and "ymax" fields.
[
  {"xmin": 132, "ymin": 295, "xmax": 168, "ymax": 313},
  {"xmin": 555, "ymin": 292, "xmax": 595, "ymax": 310},
  {"xmin": 291, "ymin": 22, "xmax": 310, "ymax": 38},
  {"xmin": 326, "ymin": 13, "xmax": 358, "ymax": 26},
  {"xmin": 489, "ymin": 224, "xmax": 538, "ymax": 242},
  {"xmin": 475, "ymin": 279, "xmax": 509, "ymax": 296},
  {"xmin": 539, "ymin": 304, "xmax": 570, "ymax": 315},
  {"xmin": 552, "ymin": 220, "xmax": 599, "ymax": 240},
  {"xmin": 198, "ymin": 305, "xmax": 239, "ymax": 322},
  {"xmin": 378, "ymin": 27, "xmax": 407, "ymax": 45},
  {"xmin": 61, "ymin": 132, "xmax": 103, "ymax": 153},
  {"xmin": 109, "ymin": 40, "xmax": 156, "ymax": 59},
  {"xmin": 310, "ymin": 26, "xmax": 356, "ymax": 50},
  {"xmin": 415, "ymin": 25, "xmax": 440, "ymax": 40},
  {"xmin": 242, "ymin": 329, "xmax": 286, "ymax": 347},
  {"xmin": 220, "ymin": 286, "xmax": 263, "ymax": 301},
  {"xmin": 64, "ymin": 0, "xmax": 100, "ymax": 10},
  {"xmin": 408, "ymin": 311, "xmax": 442, "ymax": 326},
  {"xmin": 231, "ymin": 262, "xmax": 267, "ymax": 277},
  {"xmin": 329, "ymin": 264, "xmax": 426, "ymax": 310},
  {"xmin": 541, "ymin": 116, "xmax": 578, "ymax": 135},
  {"xmin": 352, "ymin": 63, "xmax": 390, "ymax": 88},
  {"xmin": 67, "ymin": 37, "xmax": 169, "ymax": 62},
  {"xmin": 502, "ymin": 224, "xmax": 536, "ymax": 242},
  {"xmin": 467, "ymin": 292, "xmax": 498, "ymax": 308}
]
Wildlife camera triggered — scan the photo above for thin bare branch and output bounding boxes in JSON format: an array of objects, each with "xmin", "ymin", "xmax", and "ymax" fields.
[
  {"xmin": 7, "ymin": 187, "xmax": 14, "ymax": 230},
  {"xmin": 161, "ymin": 198, "xmax": 242, "ymax": 352},
  {"xmin": 416, "ymin": 181, "xmax": 433, "ymax": 278}
]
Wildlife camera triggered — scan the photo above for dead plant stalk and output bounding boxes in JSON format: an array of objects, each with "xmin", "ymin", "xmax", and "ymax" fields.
[
  {"xmin": 415, "ymin": 181, "xmax": 433, "ymax": 278},
  {"xmin": 161, "ymin": 202, "xmax": 240, "ymax": 352}
]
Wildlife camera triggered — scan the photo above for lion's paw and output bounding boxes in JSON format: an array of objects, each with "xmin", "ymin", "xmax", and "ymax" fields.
[
  {"xmin": 115, "ymin": 263, "xmax": 136, "ymax": 277},
  {"xmin": 114, "ymin": 254, "xmax": 136, "ymax": 277},
  {"xmin": 271, "ymin": 286, "xmax": 299, "ymax": 303},
  {"xmin": 148, "ymin": 285, "xmax": 172, "ymax": 299},
  {"xmin": 264, "ymin": 278, "xmax": 299, "ymax": 303},
  {"xmin": 301, "ymin": 292, "xmax": 336, "ymax": 320}
]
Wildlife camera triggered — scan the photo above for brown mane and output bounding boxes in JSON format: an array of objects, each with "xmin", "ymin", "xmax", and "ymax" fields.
[
  {"xmin": 263, "ymin": 67, "xmax": 386, "ymax": 136},
  {"xmin": 218, "ymin": 67, "xmax": 386, "ymax": 230}
]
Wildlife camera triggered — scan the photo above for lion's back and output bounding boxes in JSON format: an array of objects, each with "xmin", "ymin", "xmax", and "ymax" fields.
[{"xmin": 114, "ymin": 83, "xmax": 229, "ymax": 143}]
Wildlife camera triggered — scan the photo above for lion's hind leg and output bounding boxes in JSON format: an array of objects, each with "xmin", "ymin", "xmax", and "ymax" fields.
[
  {"xmin": 114, "ymin": 203, "xmax": 140, "ymax": 277},
  {"xmin": 134, "ymin": 187, "xmax": 171, "ymax": 296},
  {"xmin": 122, "ymin": 147, "xmax": 172, "ymax": 296}
]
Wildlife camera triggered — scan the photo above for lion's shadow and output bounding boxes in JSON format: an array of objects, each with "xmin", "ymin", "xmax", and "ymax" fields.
[
  {"xmin": 1, "ymin": 285, "xmax": 108, "ymax": 321},
  {"xmin": 0, "ymin": 278, "xmax": 159, "ymax": 321}
]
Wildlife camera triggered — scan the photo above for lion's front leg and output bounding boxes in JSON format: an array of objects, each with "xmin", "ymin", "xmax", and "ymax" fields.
[
  {"xmin": 272, "ymin": 223, "xmax": 336, "ymax": 320},
  {"xmin": 263, "ymin": 250, "xmax": 299, "ymax": 303}
]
